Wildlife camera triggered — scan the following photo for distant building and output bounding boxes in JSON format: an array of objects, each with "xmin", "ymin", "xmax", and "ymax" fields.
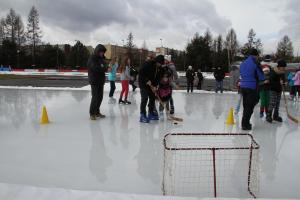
[
  {"xmin": 155, "ymin": 47, "xmax": 183, "ymax": 56},
  {"xmin": 104, "ymin": 44, "xmax": 155, "ymax": 61}
]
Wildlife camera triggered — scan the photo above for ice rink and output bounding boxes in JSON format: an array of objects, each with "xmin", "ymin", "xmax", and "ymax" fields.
[{"xmin": 0, "ymin": 86, "xmax": 300, "ymax": 199}]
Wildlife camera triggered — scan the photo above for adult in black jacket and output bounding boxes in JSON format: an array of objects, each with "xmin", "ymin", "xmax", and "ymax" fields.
[
  {"xmin": 186, "ymin": 66, "xmax": 195, "ymax": 93},
  {"xmin": 214, "ymin": 67, "xmax": 225, "ymax": 93},
  {"xmin": 138, "ymin": 55, "xmax": 165, "ymax": 123},
  {"xmin": 87, "ymin": 44, "xmax": 107, "ymax": 120}
]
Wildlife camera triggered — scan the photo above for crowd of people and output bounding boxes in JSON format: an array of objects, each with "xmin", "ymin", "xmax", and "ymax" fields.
[{"xmin": 87, "ymin": 43, "xmax": 299, "ymax": 129}]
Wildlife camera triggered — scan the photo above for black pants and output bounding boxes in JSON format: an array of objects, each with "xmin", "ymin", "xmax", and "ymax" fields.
[
  {"xmin": 130, "ymin": 77, "xmax": 137, "ymax": 91},
  {"xmin": 187, "ymin": 79, "xmax": 194, "ymax": 92},
  {"xmin": 241, "ymin": 88, "xmax": 259, "ymax": 127},
  {"xmin": 90, "ymin": 84, "xmax": 104, "ymax": 115},
  {"xmin": 197, "ymin": 81, "xmax": 202, "ymax": 90},
  {"xmin": 109, "ymin": 81, "xmax": 116, "ymax": 97},
  {"xmin": 140, "ymin": 87, "xmax": 156, "ymax": 115}
]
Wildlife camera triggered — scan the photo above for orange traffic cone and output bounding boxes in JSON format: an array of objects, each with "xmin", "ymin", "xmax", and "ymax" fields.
[
  {"xmin": 40, "ymin": 106, "xmax": 50, "ymax": 124},
  {"xmin": 226, "ymin": 107, "xmax": 235, "ymax": 125}
]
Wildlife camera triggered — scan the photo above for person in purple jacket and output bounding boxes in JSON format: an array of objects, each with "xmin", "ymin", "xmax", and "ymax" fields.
[{"xmin": 240, "ymin": 49, "xmax": 266, "ymax": 130}]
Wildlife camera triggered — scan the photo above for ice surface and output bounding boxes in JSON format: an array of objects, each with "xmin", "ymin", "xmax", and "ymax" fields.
[{"xmin": 0, "ymin": 86, "xmax": 299, "ymax": 198}]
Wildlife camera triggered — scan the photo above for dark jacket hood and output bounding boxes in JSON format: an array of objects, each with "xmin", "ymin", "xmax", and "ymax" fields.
[{"xmin": 94, "ymin": 44, "xmax": 106, "ymax": 56}]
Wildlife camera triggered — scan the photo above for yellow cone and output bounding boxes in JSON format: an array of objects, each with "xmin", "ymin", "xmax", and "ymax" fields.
[
  {"xmin": 40, "ymin": 106, "xmax": 50, "ymax": 124},
  {"xmin": 226, "ymin": 107, "xmax": 235, "ymax": 125}
]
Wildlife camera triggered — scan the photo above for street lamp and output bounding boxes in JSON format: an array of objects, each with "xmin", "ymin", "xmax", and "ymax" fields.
[
  {"xmin": 56, "ymin": 44, "xmax": 59, "ymax": 70},
  {"xmin": 17, "ymin": 49, "xmax": 20, "ymax": 68}
]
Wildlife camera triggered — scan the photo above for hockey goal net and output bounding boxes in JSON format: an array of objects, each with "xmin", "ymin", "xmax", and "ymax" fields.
[{"xmin": 162, "ymin": 133, "xmax": 260, "ymax": 198}]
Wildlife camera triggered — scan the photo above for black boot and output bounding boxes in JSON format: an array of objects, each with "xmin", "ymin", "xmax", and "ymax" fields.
[
  {"xmin": 273, "ymin": 115, "xmax": 283, "ymax": 122},
  {"xmin": 266, "ymin": 112, "xmax": 272, "ymax": 123}
]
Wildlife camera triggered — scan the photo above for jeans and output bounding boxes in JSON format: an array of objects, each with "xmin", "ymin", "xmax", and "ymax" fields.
[
  {"xmin": 109, "ymin": 81, "xmax": 116, "ymax": 97},
  {"xmin": 215, "ymin": 80, "xmax": 224, "ymax": 93},
  {"xmin": 140, "ymin": 87, "xmax": 156, "ymax": 115}
]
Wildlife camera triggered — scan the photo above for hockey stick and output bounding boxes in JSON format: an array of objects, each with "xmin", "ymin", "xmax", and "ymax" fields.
[
  {"xmin": 234, "ymin": 94, "xmax": 242, "ymax": 114},
  {"xmin": 150, "ymin": 85, "xmax": 183, "ymax": 122},
  {"xmin": 282, "ymin": 85, "xmax": 298, "ymax": 123}
]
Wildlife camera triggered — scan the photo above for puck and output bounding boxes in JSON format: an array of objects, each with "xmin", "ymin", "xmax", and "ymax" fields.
[{"xmin": 174, "ymin": 122, "xmax": 178, "ymax": 125}]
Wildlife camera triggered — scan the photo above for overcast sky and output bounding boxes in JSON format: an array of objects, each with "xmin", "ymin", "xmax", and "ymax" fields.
[{"xmin": 0, "ymin": 0, "xmax": 299, "ymax": 54}]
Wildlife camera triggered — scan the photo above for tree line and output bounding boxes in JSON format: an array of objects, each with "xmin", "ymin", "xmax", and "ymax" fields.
[
  {"xmin": 0, "ymin": 6, "xmax": 297, "ymax": 71},
  {"xmin": 185, "ymin": 28, "xmax": 296, "ymax": 72},
  {"xmin": 0, "ymin": 7, "xmax": 90, "ymax": 69}
]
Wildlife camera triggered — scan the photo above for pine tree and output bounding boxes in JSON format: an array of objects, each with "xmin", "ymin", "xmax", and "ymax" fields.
[
  {"xmin": 126, "ymin": 32, "xmax": 134, "ymax": 59},
  {"xmin": 241, "ymin": 29, "xmax": 262, "ymax": 56},
  {"xmin": 26, "ymin": 6, "xmax": 42, "ymax": 65},
  {"xmin": 276, "ymin": 35, "xmax": 294, "ymax": 62}
]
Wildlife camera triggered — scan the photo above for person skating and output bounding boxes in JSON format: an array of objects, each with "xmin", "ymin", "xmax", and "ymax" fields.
[
  {"xmin": 87, "ymin": 44, "xmax": 107, "ymax": 120},
  {"xmin": 214, "ymin": 66, "xmax": 225, "ymax": 93},
  {"xmin": 186, "ymin": 66, "xmax": 195, "ymax": 93},
  {"xmin": 119, "ymin": 57, "xmax": 131, "ymax": 105},
  {"xmin": 129, "ymin": 66, "xmax": 138, "ymax": 92},
  {"xmin": 293, "ymin": 69, "xmax": 300, "ymax": 101},
  {"xmin": 197, "ymin": 69, "xmax": 204, "ymax": 90},
  {"xmin": 240, "ymin": 49, "xmax": 265, "ymax": 130},
  {"xmin": 108, "ymin": 57, "xmax": 119, "ymax": 104},
  {"xmin": 266, "ymin": 60, "xmax": 287, "ymax": 123},
  {"xmin": 165, "ymin": 55, "xmax": 179, "ymax": 114},
  {"xmin": 259, "ymin": 65, "xmax": 271, "ymax": 118},
  {"xmin": 157, "ymin": 59, "xmax": 176, "ymax": 117},
  {"xmin": 138, "ymin": 55, "xmax": 165, "ymax": 123},
  {"xmin": 287, "ymin": 72, "xmax": 296, "ymax": 100}
]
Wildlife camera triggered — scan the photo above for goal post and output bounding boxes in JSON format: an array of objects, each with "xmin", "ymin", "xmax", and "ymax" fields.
[{"xmin": 162, "ymin": 133, "xmax": 260, "ymax": 198}]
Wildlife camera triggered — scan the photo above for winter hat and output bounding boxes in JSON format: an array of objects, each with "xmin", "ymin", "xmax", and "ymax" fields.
[
  {"xmin": 188, "ymin": 65, "xmax": 192, "ymax": 70},
  {"xmin": 264, "ymin": 55, "xmax": 271, "ymax": 62},
  {"xmin": 164, "ymin": 55, "xmax": 171, "ymax": 62},
  {"xmin": 277, "ymin": 59, "xmax": 287, "ymax": 67},
  {"xmin": 250, "ymin": 48, "xmax": 259, "ymax": 56},
  {"xmin": 155, "ymin": 55, "xmax": 165, "ymax": 65}
]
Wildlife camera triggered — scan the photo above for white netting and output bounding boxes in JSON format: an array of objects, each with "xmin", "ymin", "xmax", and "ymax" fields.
[{"xmin": 162, "ymin": 133, "xmax": 260, "ymax": 198}]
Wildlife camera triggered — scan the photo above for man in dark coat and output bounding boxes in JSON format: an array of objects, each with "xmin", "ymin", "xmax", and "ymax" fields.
[
  {"xmin": 138, "ymin": 55, "xmax": 165, "ymax": 123},
  {"xmin": 214, "ymin": 67, "xmax": 225, "ymax": 93},
  {"xmin": 87, "ymin": 44, "xmax": 107, "ymax": 120}
]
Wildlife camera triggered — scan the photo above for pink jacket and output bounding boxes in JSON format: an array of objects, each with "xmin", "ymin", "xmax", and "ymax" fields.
[{"xmin": 294, "ymin": 71, "xmax": 300, "ymax": 86}]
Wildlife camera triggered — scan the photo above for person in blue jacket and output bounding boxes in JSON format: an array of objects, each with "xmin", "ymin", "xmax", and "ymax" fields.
[{"xmin": 240, "ymin": 49, "xmax": 265, "ymax": 130}]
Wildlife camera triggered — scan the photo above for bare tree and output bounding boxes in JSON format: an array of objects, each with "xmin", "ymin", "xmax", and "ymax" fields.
[
  {"xmin": 26, "ymin": 6, "xmax": 42, "ymax": 65},
  {"xmin": 15, "ymin": 15, "xmax": 26, "ymax": 48},
  {"xmin": 0, "ymin": 18, "xmax": 6, "ymax": 43},
  {"xmin": 224, "ymin": 28, "xmax": 239, "ymax": 64},
  {"xmin": 5, "ymin": 8, "xmax": 18, "ymax": 42}
]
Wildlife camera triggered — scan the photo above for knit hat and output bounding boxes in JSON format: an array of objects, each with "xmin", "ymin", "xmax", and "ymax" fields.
[
  {"xmin": 250, "ymin": 48, "xmax": 259, "ymax": 56},
  {"xmin": 264, "ymin": 55, "xmax": 271, "ymax": 62},
  {"xmin": 155, "ymin": 55, "xmax": 165, "ymax": 65},
  {"xmin": 277, "ymin": 59, "xmax": 287, "ymax": 67}
]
